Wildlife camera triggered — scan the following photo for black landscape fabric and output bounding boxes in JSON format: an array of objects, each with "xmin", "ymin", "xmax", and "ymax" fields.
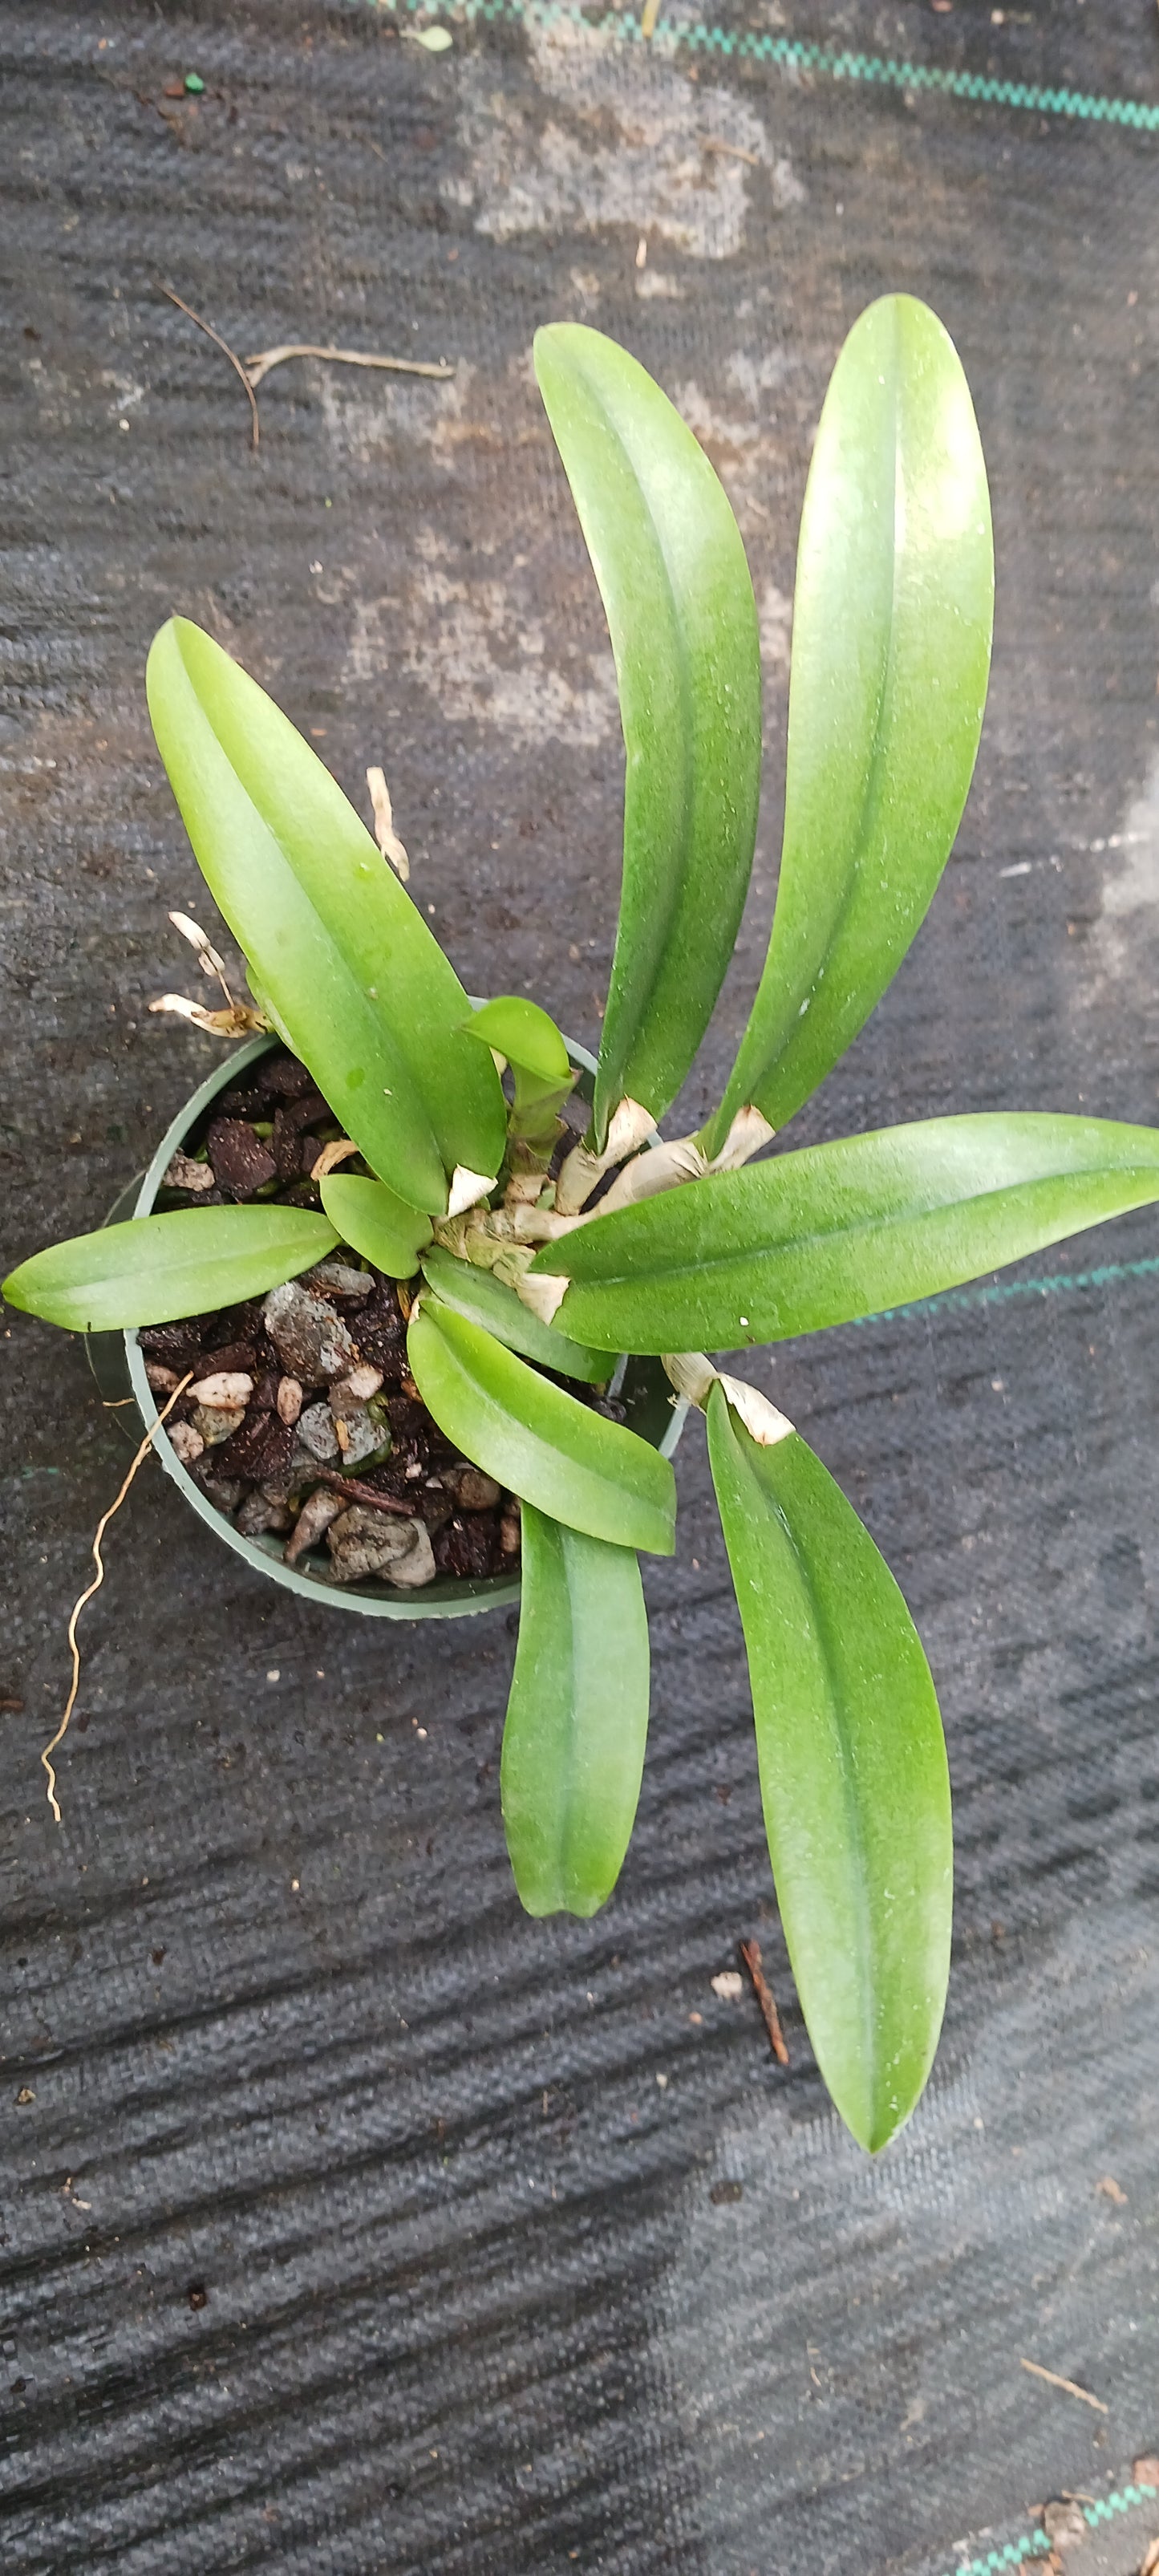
[{"xmin": 2, "ymin": 4, "xmax": 1159, "ymax": 2570}]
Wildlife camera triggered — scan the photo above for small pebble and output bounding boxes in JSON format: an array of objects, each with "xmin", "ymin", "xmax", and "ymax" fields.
[
  {"xmin": 276, "ymin": 1375, "xmax": 303, "ymax": 1426},
  {"xmin": 168, "ymin": 1421, "xmax": 205, "ymax": 1465},
  {"xmin": 326, "ymin": 1396, "xmax": 392, "ymax": 1471},
  {"xmin": 296, "ymin": 1402, "xmax": 341, "ymax": 1465},
  {"xmin": 192, "ymin": 1402, "xmax": 246, "ymax": 1446},
  {"xmin": 443, "ymin": 1463, "xmax": 501, "ymax": 1513},
  {"xmin": 304, "ymin": 1260, "xmax": 375, "ymax": 1302},
  {"xmin": 161, "ymin": 1150, "xmax": 213, "ymax": 1192},
  {"xmin": 711, "ymin": 1971, "xmax": 744, "ymax": 2001},
  {"xmin": 334, "ymin": 1362, "xmax": 384, "ymax": 1402},
  {"xmin": 285, "ymin": 1487, "xmax": 346, "ymax": 1565},
  {"xmin": 144, "ymin": 1361, "xmax": 182, "ymax": 1393},
  {"xmin": 236, "ymin": 1489, "xmax": 293, "ymax": 1536},
  {"xmin": 263, "ymin": 1281, "xmax": 357, "ymax": 1384},
  {"xmin": 500, "ymin": 1509, "xmax": 521, "ymax": 1555},
  {"xmin": 326, "ymin": 1507, "xmax": 436, "ymax": 1588},
  {"xmin": 188, "ymin": 1370, "xmax": 253, "ymax": 1409}
]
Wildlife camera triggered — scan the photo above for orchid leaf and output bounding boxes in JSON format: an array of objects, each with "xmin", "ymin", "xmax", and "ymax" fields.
[
  {"xmin": 407, "ymin": 1297, "xmax": 675, "ymax": 1553},
  {"xmin": 461, "ymin": 995, "xmax": 571, "ymax": 1086},
  {"xmin": 535, "ymin": 324, "xmax": 761, "ymax": 1147},
  {"xmin": 706, "ymin": 294, "xmax": 993, "ymax": 1150},
  {"xmin": 2, "ymin": 1207, "xmax": 338, "ymax": 1334},
  {"xmin": 501, "ymin": 1506, "xmax": 650, "ymax": 1917},
  {"xmin": 461, "ymin": 994, "xmax": 576, "ymax": 1150},
  {"xmin": 146, "ymin": 619, "xmax": 506, "ymax": 1212},
  {"xmin": 537, "ymin": 1112, "xmax": 1159, "ymax": 1354},
  {"xmin": 707, "ymin": 1384, "xmax": 951, "ymax": 2152},
  {"xmin": 320, "ymin": 1174, "xmax": 432, "ymax": 1280},
  {"xmin": 419, "ymin": 1247, "xmax": 610, "ymax": 1381}
]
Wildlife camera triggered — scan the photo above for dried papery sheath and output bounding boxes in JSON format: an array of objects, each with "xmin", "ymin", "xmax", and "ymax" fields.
[
  {"xmin": 148, "ymin": 992, "xmax": 269, "ymax": 1038},
  {"xmin": 448, "ymin": 1166, "xmax": 497, "ymax": 1219},
  {"xmin": 554, "ymin": 1097, "xmax": 657, "ymax": 1215},
  {"xmin": 590, "ymin": 1134, "xmax": 706, "ymax": 1217},
  {"xmin": 718, "ymin": 1376, "xmax": 795, "ymax": 1446},
  {"xmin": 661, "ymin": 1351, "xmax": 719, "ymax": 1409},
  {"xmin": 168, "ymin": 910, "xmax": 229, "ymax": 977},
  {"xmin": 366, "ymin": 767, "xmax": 410, "ymax": 881},
  {"xmin": 515, "ymin": 1270, "xmax": 569, "ymax": 1328}
]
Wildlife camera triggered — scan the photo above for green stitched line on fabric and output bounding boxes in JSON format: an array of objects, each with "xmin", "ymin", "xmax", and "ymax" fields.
[
  {"xmin": 932, "ymin": 2480, "xmax": 1157, "ymax": 2576},
  {"xmin": 852, "ymin": 1250, "xmax": 1159, "ymax": 1331},
  {"xmin": 381, "ymin": 0, "xmax": 1159, "ymax": 134}
]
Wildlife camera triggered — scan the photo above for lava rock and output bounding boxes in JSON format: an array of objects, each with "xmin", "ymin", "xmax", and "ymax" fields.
[
  {"xmin": 259, "ymin": 1053, "xmax": 315, "ymax": 1100},
  {"xmin": 138, "ymin": 1320, "xmax": 203, "ymax": 1369},
  {"xmin": 215, "ymin": 1410, "xmax": 297, "ymax": 1485},
  {"xmin": 271, "ymin": 1106, "xmax": 314, "ymax": 1184},
  {"xmin": 262, "ymin": 1282, "xmax": 357, "ymax": 1385},
  {"xmin": 433, "ymin": 1515, "xmax": 498, "ymax": 1580}
]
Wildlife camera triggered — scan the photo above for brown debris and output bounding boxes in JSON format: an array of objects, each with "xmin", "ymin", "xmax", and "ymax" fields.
[
  {"xmin": 1020, "ymin": 2358, "xmax": 1108, "ymax": 2414},
  {"xmin": 206, "ymin": 1116, "xmax": 277, "ymax": 1198},
  {"xmin": 1043, "ymin": 2498, "xmax": 1088, "ymax": 2550},
  {"xmin": 160, "ymin": 285, "xmax": 261, "ymax": 449},
  {"xmin": 739, "ymin": 1937, "xmax": 790, "ymax": 2067},
  {"xmin": 310, "ymin": 1136, "xmax": 360, "ymax": 1183}
]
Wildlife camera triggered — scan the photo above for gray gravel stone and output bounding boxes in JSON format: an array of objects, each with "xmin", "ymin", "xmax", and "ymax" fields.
[
  {"xmin": 262, "ymin": 1282, "xmax": 357, "ymax": 1385},
  {"xmin": 325, "ymin": 1507, "xmax": 436, "ymax": 1587}
]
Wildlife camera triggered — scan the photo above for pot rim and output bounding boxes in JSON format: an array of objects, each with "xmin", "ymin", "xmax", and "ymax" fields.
[{"xmin": 111, "ymin": 1031, "xmax": 686, "ymax": 1621}]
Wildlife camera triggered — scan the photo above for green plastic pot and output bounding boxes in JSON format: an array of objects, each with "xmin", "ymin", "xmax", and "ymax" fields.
[{"xmin": 86, "ymin": 1032, "xmax": 686, "ymax": 1620}]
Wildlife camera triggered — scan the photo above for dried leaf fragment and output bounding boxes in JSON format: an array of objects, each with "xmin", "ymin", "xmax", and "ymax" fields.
[{"xmin": 310, "ymin": 1138, "xmax": 360, "ymax": 1183}]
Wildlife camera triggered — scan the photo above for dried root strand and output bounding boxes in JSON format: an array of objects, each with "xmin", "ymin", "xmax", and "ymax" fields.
[{"xmin": 43, "ymin": 1375, "xmax": 192, "ymax": 1825}]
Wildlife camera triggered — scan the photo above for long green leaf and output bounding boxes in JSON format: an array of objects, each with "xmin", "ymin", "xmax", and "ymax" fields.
[
  {"xmin": 407, "ymin": 1298, "xmax": 675, "ymax": 1553},
  {"xmin": 707, "ymin": 1385, "xmax": 950, "ymax": 2152},
  {"xmin": 705, "ymin": 295, "xmax": 993, "ymax": 1150},
  {"xmin": 537, "ymin": 1112, "xmax": 1159, "ymax": 1353},
  {"xmin": 419, "ymin": 1247, "xmax": 610, "ymax": 1382},
  {"xmin": 146, "ymin": 619, "xmax": 506, "ymax": 1212},
  {"xmin": 320, "ymin": 1174, "xmax": 432, "ymax": 1280},
  {"xmin": 501, "ymin": 1505, "xmax": 650, "ymax": 1917},
  {"xmin": 535, "ymin": 325, "xmax": 761, "ymax": 1146},
  {"xmin": 2, "ymin": 1207, "xmax": 338, "ymax": 1333}
]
